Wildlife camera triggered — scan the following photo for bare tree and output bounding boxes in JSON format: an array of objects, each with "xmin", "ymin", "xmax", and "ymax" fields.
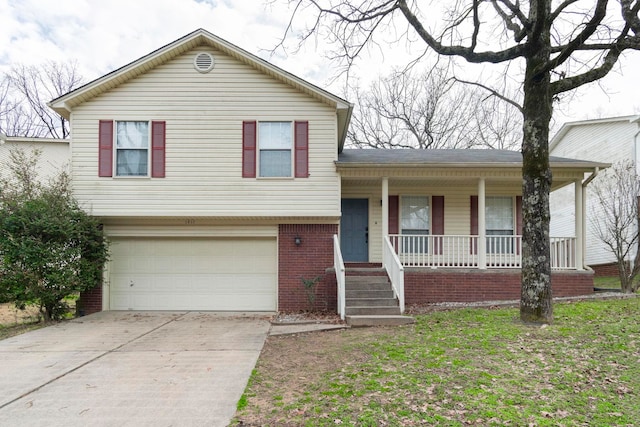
[
  {"xmin": 1, "ymin": 61, "xmax": 82, "ymax": 138},
  {"xmin": 347, "ymin": 66, "xmax": 522, "ymax": 149},
  {"xmin": 591, "ymin": 160, "xmax": 640, "ymax": 293},
  {"xmin": 279, "ymin": 0, "xmax": 640, "ymax": 323}
]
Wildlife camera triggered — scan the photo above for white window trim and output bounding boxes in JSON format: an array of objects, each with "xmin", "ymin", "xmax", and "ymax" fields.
[
  {"xmin": 113, "ymin": 120, "xmax": 152, "ymax": 178},
  {"xmin": 256, "ymin": 121, "xmax": 294, "ymax": 179}
]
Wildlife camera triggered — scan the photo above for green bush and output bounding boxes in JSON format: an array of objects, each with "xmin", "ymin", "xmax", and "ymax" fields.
[{"xmin": 0, "ymin": 148, "xmax": 109, "ymax": 320}]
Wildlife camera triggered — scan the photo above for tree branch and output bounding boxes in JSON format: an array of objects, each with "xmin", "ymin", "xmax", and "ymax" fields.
[
  {"xmin": 397, "ymin": 0, "xmax": 527, "ymax": 63},
  {"xmin": 539, "ymin": 0, "xmax": 609, "ymax": 74},
  {"xmin": 490, "ymin": 0, "xmax": 528, "ymax": 42},
  {"xmin": 453, "ymin": 77, "xmax": 524, "ymax": 113}
]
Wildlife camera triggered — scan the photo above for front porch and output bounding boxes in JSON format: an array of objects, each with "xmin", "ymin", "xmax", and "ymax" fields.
[{"xmin": 332, "ymin": 149, "xmax": 606, "ymax": 320}]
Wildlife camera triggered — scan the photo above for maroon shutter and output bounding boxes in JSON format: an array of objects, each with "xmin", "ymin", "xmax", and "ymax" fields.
[
  {"xmin": 151, "ymin": 121, "xmax": 166, "ymax": 178},
  {"xmin": 242, "ymin": 121, "xmax": 257, "ymax": 178},
  {"xmin": 432, "ymin": 196, "xmax": 444, "ymax": 254},
  {"xmin": 516, "ymin": 196, "xmax": 523, "ymax": 234},
  {"xmin": 516, "ymin": 195, "xmax": 523, "ymax": 255},
  {"xmin": 294, "ymin": 121, "xmax": 309, "ymax": 178},
  {"xmin": 388, "ymin": 196, "xmax": 399, "ymax": 234},
  {"xmin": 98, "ymin": 120, "xmax": 113, "ymax": 177},
  {"xmin": 470, "ymin": 195, "xmax": 478, "ymax": 254}
]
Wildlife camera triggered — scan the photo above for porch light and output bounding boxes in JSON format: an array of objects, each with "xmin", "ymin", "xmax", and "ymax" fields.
[{"xmin": 294, "ymin": 236, "xmax": 302, "ymax": 246}]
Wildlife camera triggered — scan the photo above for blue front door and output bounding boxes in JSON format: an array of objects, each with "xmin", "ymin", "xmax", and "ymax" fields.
[{"xmin": 341, "ymin": 198, "xmax": 369, "ymax": 262}]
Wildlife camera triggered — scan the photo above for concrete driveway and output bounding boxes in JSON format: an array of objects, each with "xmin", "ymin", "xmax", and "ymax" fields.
[{"xmin": 0, "ymin": 311, "xmax": 271, "ymax": 427}]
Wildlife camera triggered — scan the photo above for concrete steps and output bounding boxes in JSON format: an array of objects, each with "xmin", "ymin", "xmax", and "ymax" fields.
[{"xmin": 344, "ymin": 268, "xmax": 415, "ymax": 327}]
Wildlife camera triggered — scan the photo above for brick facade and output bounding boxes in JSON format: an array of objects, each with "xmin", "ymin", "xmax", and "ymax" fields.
[
  {"xmin": 77, "ymin": 286, "xmax": 102, "ymax": 316},
  {"xmin": 278, "ymin": 224, "xmax": 339, "ymax": 312},
  {"xmin": 403, "ymin": 268, "xmax": 594, "ymax": 305},
  {"xmin": 590, "ymin": 262, "xmax": 624, "ymax": 277}
]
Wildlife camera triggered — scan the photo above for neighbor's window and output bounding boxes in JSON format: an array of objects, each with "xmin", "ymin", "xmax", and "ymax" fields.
[
  {"xmin": 401, "ymin": 196, "xmax": 430, "ymax": 253},
  {"xmin": 486, "ymin": 196, "xmax": 514, "ymax": 253},
  {"xmin": 116, "ymin": 121, "xmax": 149, "ymax": 176},
  {"xmin": 258, "ymin": 122, "xmax": 292, "ymax": 177}
]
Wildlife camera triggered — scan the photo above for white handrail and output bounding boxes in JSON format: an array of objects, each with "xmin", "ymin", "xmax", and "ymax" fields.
[
  {"xmin": 388, "ymin": 234, "xmax": 577, "ymax": 270},
  {"xmin": 383, "ymin": 236, "xmax": 405, "ymax": 313},
  {"xmin": 333, "ymin": 235, "xmax": 346, "ymax": 320}
]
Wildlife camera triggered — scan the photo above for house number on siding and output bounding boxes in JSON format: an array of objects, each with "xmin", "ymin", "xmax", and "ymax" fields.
[{"xmin": 185, "ymin": 219, "xmax": 196, "ymax": 225}]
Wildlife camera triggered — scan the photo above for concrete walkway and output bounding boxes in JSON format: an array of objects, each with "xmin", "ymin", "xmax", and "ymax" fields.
[{"xmin": 0, "ymin": 311, "xmax": 270, "ymax": 427}]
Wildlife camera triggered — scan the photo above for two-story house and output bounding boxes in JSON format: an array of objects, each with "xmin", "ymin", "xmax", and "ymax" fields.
[
  {"xmin": 49, "ymin": 29, "xmax": 605, "ymax": 320},
  {"xmin": 550, "ymin": 115, "xmax": 640, "ymax": 276}
]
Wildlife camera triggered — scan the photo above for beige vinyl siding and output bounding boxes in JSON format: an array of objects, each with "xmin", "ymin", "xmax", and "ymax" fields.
[
  {"xmin": 0, "ymin": 139, "xmax": 69, "ymax": 183},
  {"xmin": 550, "ymin": 120, "xmax": 640, "ymax": 266},
  {"xmin": 341, "ymin": 180, "xmax": 523, "ymax": 263},
  {"xmin": 70, "ymin": 46, "xmax": 340, "ymax": 218}
]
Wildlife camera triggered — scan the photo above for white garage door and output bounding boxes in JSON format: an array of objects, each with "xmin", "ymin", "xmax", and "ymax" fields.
[{"xmin": 109, "ymin": 238, "xmax": 277, "ymax": 311}]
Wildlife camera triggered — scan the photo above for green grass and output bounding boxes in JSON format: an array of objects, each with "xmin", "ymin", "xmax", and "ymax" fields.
[
  {"xmin": 593, "ymin": 276, "xmax": 622, "ymax": 289},
  {"xmin": 233, "ymin": 297, "xmax": 640, "ymax": 426}
]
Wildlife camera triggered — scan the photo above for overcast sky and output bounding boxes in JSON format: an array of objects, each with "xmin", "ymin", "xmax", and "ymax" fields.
[{"xmin": 1, "ymin": 0, "xmax": 639, "ymax": 127}]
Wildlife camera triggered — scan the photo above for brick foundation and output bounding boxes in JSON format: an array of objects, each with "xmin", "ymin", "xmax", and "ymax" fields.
[
  {"xmin": 590, "ymin": 262, "xmax": 624, "ymax": 277},
  {"xmin": 404, "ymin": 268, "xmax": 594, "ymax": 304},
  {"xmin": 77, "ymin": 286, "xmax": 102, "ymax": 316},
  {"xmin": 278, "ymin": 224, "xmax": 339, "ymax": 312}
]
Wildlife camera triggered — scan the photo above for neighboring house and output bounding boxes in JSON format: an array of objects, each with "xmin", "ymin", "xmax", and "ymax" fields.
[
  {"xmin": 0, "ymin": 135, "xmax": 69, "ymax": 182},
  {"xmin": 48, "ymin": 29, "xmax": 605, "ymax": 318},
  {"xmin": 550, "ymin": 115, "xmax": 640, "ymax": 275}
]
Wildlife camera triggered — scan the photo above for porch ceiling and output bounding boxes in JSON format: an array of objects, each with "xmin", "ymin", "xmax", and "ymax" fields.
[{"xmin": 340, "ymin": 171, "xmax": 584, "ymax": 191}]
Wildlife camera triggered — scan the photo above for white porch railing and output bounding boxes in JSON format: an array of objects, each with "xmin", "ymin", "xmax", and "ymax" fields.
[
  {"xmin": 382, "ymin": 236, "xmax": 405, "ymax": 313},
  {"xmin": 333, "ymin": 235, "xmax": 346, "ymax": 320},
  {"xmin": 388, "ymin": 234, "xmax": 577, "ymax": 270},
  {"xmin": 550, "ymin": 237, "xmax": 577, "ymax": 269}
]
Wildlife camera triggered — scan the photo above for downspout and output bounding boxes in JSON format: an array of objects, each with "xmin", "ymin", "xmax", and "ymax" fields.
[{"xmin": 581, "ymin": 167, "xmax": 600, "ymax": 269}]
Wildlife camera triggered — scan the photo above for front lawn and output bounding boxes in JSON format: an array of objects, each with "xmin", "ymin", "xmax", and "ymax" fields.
[{"xmin": 234, "ymin": 297, "xmax": 640, "ymax": 426}]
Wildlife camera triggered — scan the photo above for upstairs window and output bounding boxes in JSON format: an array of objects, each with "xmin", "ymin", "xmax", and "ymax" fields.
[
  {"xmin": 259, "ymin": 122, "xmax": 292, "ymax": 177},
  {"xmin": 116, "ymin": 121, "xmax": 149, "ymax": 177},
  {"xmin": 98, "ymin": 120, "xmax": 165, "ymax": 178},
  {"xmin": 242, "ymin": 121, "xmax": 308, "ymax": 179}
]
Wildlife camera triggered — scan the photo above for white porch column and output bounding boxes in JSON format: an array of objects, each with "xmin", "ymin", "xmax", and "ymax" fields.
[
  {"xmin": 478, "ymin": 178, "xmax": 486, "ymax": 269},
  {"xmin": 382, "ymin": 177, "xmax": 389, "ymax": 238},
  {"xmin": 575, "ymin": 180, "xmax": 584, "ymax": 270}
]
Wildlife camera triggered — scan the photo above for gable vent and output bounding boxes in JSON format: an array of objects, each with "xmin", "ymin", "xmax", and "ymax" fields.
[{"xmin": 194, "ymin": 52, "xmax": 214, "ymax": 73}]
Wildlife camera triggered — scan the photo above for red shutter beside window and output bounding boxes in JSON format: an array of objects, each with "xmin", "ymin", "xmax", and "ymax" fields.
[
  {"xmin": 470, "ymin": 195, "xmax": 478, "ymax": 254},
  {"xmin": 151, "ymin": 121, "xmax": 166, "ymax": 178},
  {"xmin": 98, "ymin": 120, "xmax": 113, "ymax": 177},
  {"xmin": 516, "ymin": 195, "xmax": 523, "ymax": 255},
  {"xmin": 388, "ymin": 196, "xmax": 399, "ymax": 234},
  {"xmin": 516, "ymin": 196, "xmax": 523, "ymax": 234},
  {"xmin": 242, "ymin": 121, "xmax": 257, "ymax": 178},
  {"xmin": 432, "ymin": 196, "xmax": 445, "ymax": 254},
  {"xmin": 294, "ymin": 121, "xmax": 309, "ymax": 178}
]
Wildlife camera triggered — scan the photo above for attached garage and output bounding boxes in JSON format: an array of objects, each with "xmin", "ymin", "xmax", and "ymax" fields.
[{"xmin": 107, "ymin": 237, "xmax": 277, "ymax": 311}]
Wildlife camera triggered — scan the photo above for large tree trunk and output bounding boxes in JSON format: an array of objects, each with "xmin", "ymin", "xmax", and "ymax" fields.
[{"xmin": 520, "ymin": 1, "xmax": 554, "ymax": 324}]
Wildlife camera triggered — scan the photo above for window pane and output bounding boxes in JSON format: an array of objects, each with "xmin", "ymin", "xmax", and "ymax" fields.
[
  {"xmin": 486, "ymin": 196, "xmax": 513, "ymax": 231},
  {"xmin": 260, "ymin": 150, "xmax": 291, "ymax": 177},
  {"xmin": 115, "ymin": 121, "xmax": 149, "ymax": 176},
  {"xmin": 401, "ymin": 196, "xmax": 429, "ymax": 232},
  {"xmin": 116, "ymin": 121, "xmax": 149, "ymax": 148},
  {"xmin": 117, "ymin": 149, "xmax": 148, "ymax": 176},
  {"xmin": 259, "ymin": 122, "xmax": 292, "ymax": 149}
]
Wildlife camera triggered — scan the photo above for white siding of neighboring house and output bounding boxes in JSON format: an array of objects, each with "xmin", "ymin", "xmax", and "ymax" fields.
[
  {"xmin": 550, "ymin": 118, "xmax": 640, "ymax": 267},
  {"xmin": 0, "ymin": 138, "xmax": 69, "ymax": 183},
  {"xmin": 69, "ymin": 46, "xmax": 340, "ymax": 220}
]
